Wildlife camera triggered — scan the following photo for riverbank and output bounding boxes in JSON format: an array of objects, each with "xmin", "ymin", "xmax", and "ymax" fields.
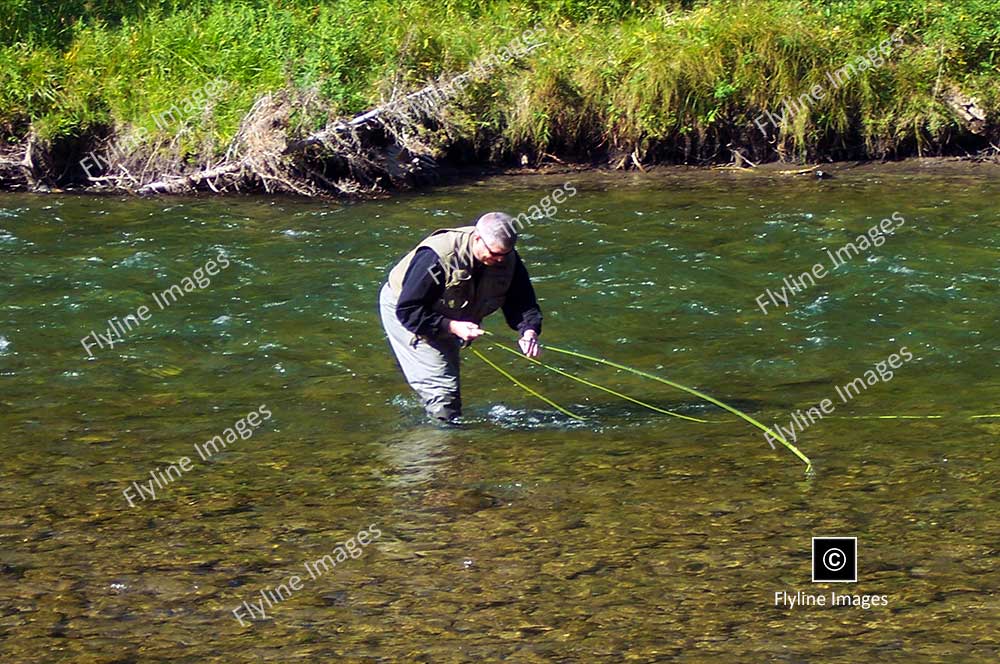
[
  {"xmin": 2, "ymin": 0, "xmax": 999, "ymax": 196},
  {"xmin": 9, "ymin": 155, "xmax": 1000, "ymax": 200}
]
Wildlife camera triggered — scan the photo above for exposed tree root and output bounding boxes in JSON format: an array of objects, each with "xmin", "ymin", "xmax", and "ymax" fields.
[
  {"xmin": 73, "ymin": 44, "xmax": 546, "ymax": 198},
  {"xmin": 0, "ymin": 132, "xmax": 44, "ymax": 190}
]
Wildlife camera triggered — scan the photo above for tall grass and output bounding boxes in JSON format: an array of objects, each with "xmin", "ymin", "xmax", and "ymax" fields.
[{"xmin": 2, "ymin": 0, "xmax": 998, "ymax": 165}]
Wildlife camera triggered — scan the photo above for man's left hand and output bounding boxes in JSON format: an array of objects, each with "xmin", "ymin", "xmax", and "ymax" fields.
[{"xmin": 518, "ymin": 330, "xmax": 540, "ymax": 358}]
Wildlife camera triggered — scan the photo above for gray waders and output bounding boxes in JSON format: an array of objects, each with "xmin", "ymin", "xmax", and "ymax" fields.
[{"xmin": 379, "ymin": 283, "xmax": 463, "ymax": 421}]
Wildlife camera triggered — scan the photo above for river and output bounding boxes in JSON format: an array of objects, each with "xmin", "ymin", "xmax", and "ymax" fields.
[{"xmin": 1, "ymin": 166, "xmax": 997, "ymax": 661}]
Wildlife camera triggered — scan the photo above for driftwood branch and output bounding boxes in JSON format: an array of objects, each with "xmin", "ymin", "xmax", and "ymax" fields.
[
  {"xmin": 136, "ymin": 161, "xmax": 243, "ymax": 195},
  {"xmin": 943, "ymin": 85, "xmax": 987, "ymax": 135}
]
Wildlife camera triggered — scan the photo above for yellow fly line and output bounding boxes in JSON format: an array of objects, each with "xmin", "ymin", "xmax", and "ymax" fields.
[
  {"xmin": 469, "ymin": 347, "xmax": 584, "ymax": 421},
  {"xmin": 475, "ymin": 331, "xmax": 811, "ymax": 472},
  {"xmin": 487, "ymin": 341, "xmax": 708, "ymax": 423},
  {"xmin": 473, "ymin": 333, "xmax": 997, "ymax": 474},
  {"xmin": 539, "ymin": 343, "xmax": 814, "ymax": 474}
]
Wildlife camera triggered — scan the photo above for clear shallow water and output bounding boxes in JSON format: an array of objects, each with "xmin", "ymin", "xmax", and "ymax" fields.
[{"xmin": 0, "ymin": 169, "xmax": 998, "ymax": 661}]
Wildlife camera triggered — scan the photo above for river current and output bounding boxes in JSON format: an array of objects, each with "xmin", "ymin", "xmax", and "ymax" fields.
[{"xmin": 1, "ymin": 166, "xmax": 997, "ymax": 661}]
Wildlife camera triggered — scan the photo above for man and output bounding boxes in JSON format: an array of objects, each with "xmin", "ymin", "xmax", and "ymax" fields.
[{"xmin": 379, "ymin": 212, "xmax": 542, "ymax": 422}]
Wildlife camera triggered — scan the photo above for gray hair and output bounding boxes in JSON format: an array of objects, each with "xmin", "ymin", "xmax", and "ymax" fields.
[{"xmin": 475, "ymin": 212, "xmax": 517, "ymax": 249}]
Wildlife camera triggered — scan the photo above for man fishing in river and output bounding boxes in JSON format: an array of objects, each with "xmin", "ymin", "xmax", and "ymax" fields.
[{"xmin": 379, "ymin": 212, "xmax": 542, "ymax": 422}]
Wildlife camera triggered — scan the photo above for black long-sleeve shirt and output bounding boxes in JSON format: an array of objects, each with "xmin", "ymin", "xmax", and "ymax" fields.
[{"xmin": 396, "ymin": 247, "xmax": 542, "ymax": 338}]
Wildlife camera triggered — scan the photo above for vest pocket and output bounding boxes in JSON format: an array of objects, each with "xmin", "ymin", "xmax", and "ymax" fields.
[{"xmin": 442, "ymin": 269, "xmax": 472, "ymax": 312}]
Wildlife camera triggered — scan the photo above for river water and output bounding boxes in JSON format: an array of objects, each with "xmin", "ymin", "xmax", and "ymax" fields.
[{"xmin": 1, "ymin": 167, "xmax": 998, "ymax": 661}]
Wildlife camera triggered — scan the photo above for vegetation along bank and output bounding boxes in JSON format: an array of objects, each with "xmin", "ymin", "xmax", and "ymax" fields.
[{"xmin": 1, "ymin": 0, "xmax": 998, "ymax": 196}]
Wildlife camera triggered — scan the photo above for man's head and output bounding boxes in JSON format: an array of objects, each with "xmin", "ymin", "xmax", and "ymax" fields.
[{"xmin": 472, "ymin": 212, "xmax": 516, "ymax": 266}]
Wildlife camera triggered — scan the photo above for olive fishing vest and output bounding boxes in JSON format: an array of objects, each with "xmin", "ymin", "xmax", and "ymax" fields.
[{"xmin": 387, "ymin": 226, "xmax": 517, "ymax": 330}]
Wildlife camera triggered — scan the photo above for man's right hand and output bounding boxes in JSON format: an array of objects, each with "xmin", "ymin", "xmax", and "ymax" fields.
[{"xmin": 448, "ymin": 320, "xmax": 485, "ymax": 342}]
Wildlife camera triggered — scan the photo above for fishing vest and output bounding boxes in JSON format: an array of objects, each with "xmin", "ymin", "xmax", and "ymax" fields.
[{"xmin": 387, "ymin": 226, "xmax": 517, "ymax": 331}]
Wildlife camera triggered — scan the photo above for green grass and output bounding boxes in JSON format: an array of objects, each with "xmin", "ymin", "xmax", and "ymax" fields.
[{"xmin": 1, "ymin": 0, "xmax": 998, "ymax": 165}]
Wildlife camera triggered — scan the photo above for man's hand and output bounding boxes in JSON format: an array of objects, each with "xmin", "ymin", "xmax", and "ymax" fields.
[
  {"xmin": 448, "ymin": 320, "xmax": 485, "ymax": 342},
  {"xmin": 518, "ymin": 329, "xmax": 540, "ymax": 358}
]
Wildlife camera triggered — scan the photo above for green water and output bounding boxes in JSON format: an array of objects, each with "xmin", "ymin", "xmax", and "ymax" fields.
[{"xmin": 1, "ymin": 168, "xmax": 998, "ymax": 662}]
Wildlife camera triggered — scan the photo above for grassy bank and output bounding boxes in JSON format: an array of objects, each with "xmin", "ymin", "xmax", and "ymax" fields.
[{"xmin": 2, "ymin": 0, "xmax": 999, "ymax": 191}]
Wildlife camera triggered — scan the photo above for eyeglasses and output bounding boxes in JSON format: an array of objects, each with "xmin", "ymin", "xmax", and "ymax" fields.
[{"xmin": 477, "ymin": 235, "xmax": 514, "ymax": 258}]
